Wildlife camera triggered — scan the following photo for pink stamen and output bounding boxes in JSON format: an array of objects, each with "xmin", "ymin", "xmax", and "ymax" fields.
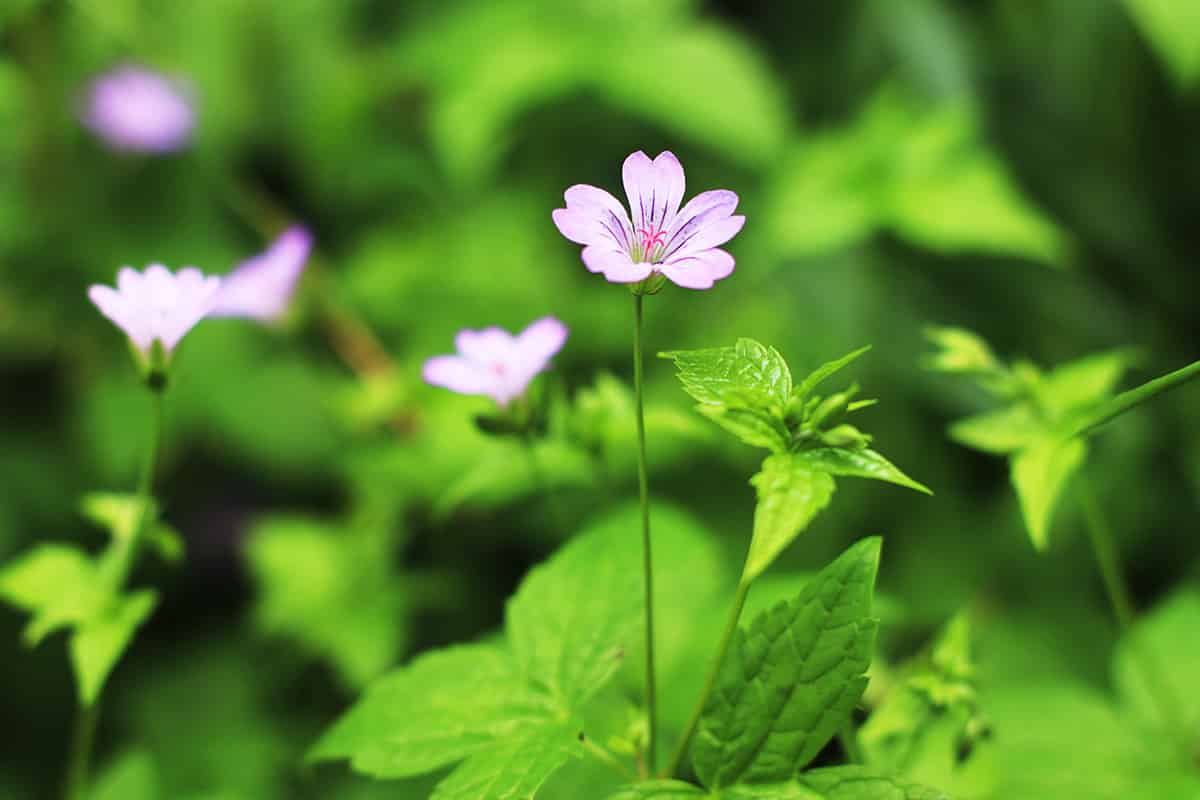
[{"xmin": 638, "ymin": 227, "xmax": 667, "ymax": 258}]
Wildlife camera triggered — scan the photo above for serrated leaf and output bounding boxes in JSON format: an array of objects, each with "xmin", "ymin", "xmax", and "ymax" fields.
[
  {"xmin": 661, "ymin": 339, "xmax": 792, "ymax": 412},
  {"xmin": 740, "ymin": 765, "xmax": 949, "ymax": 799},
  {"xmin": 698, "ymin": 405, "xmax": 790, "ymax": 453},
  {"xmin": 70, "ymin": 589, "xmax": 157, "ymax": 706},
  {"xmin": 308, "ymin": 643, "xmax": 554, "ymax": 778},
  {"xmin": 607, "ymin": 781, "xmax": 706, "ymax": 799},
  {"xmin": 1010, "ymin": 436, "xmax": 1086, "ymax": 550},
  {"xmin": 743, "ymin": 454, "xmax": 837, "ymax": 582},
  {"xmin": 795, "ymin": 448, "xmax": 932, "ymax": 495},
  {"xmin": 506, "ymin": 504, "xmax": 648, "ymax": 708},
  {"xmin": 948, "ymin": 405, "xmax": 1042, "ymax": 454},
  {"xmin": 793, "ymin": 347, "xmax": 872, "ymax": 406},
  {"xmin": 430, "ymin": 723, "xmax": 579, "ymax": 800},
  {"xmin": 1113, "ymin": 587, "xmax": 1200, "ymax": 733},
  {"xmin": 694, "ymin": 538, "xmax": 881, "ymax": 788}
]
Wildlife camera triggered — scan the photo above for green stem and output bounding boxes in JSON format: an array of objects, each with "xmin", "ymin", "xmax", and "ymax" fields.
[
  {"xmin": 667, "ymin": 580, "xmax": 750, "ymax": 778},
  {"xmin": 62, "ymin": 704, "xmax": 99, "ymax": 800},
  {"xmin": 632, "ymin": 293, "xmax": 657, "ymax": 773},
  {"xmin": 838, "ymin": 719, "xmax": 863, "ymax": 764},
  {"xmin": 1076, "ymin": 476, "xmax": 1187, "ymax": 746},
  {"xmin": 1069, "ymin": 358, "xmax": 1200, "ymax": 439},
  {"xmin": 67, "ymin": 386, "xmax": 164, "ymax": 799}
]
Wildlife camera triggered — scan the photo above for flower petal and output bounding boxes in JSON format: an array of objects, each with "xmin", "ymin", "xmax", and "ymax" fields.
[
  {"xmin": 661, "ymin": 190, "xmax": 743, "ymax": 261},
  {"xmin": 515, "ymin": 316, "xmax": 568, "ymax": 369},
  {"xmin": 210, "ymin": 226, "xmax": 313, "ymax": 320},
  {"xmin": 553, "ymin": 184, "xmax": 633, "ymax": 251},
  {"xmin": 623, "ymin": 151, "xmax": 685, "ymax": 234},
  {"xmin": 659, "ymin": 248, "xmax": 735, "ymax": 290},
  {"xmin": 455, "ymin": 327, "xmax": 516, "ymax": 363},
  {"xmin": 89, "ymin": 284, "xmax": 153, "ymax": 351},
  {"xmin": 581, "ymin": 246, "xmax": 654, "ymax": 284},
  {"xmin": 422, "ymin": 355, "xmax": 497, "ymax": 397}
]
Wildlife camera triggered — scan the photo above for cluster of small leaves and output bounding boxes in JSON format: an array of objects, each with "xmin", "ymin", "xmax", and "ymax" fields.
[
  {"xmin": 860, "ymin": 613, "xmax": 991, "ymax": 783},
  {"xmin": 0, "ymin": 493, "xmax": 180, "ymax": 706},
  {"xmin": 661, "ymin": 340, "xmax": 929, "ymax": 580},
  {"xmin": 924, "ymin": 327, "xmax": 1131, "ymax": 549}
]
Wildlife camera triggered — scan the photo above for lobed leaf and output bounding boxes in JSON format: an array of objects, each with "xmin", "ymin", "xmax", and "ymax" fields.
[
  {"xmin": 795, "ymin": 448, "xmax": 931, "ymax": 495},
  {"xmin": 694, "ymin": 538, "xmax": 881, "ymax": 788},
  {"xmin": 743, "ymin": 454, "xmax": 837, "ymax": 582},
  {"xmin": 430, "ymin": 723, "xmax": 580, "ymax": 800}
]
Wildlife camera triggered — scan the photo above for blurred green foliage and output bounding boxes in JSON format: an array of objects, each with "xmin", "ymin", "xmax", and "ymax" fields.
[{"xmin": 2, "ymin": 0, "xmax": 1199, "ymax": 797}]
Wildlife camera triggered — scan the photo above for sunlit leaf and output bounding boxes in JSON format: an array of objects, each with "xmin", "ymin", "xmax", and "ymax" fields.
[
  {"xmin": 1123, "ymin": 0, "xmax": 1200, "ymax": 87},
  {"xmin": 795, "ymin": 448, "xmax": 932, "ymax": 495},
  {"xmin": 70, "ymin": 589, "xmax": 157, "ymax": 706},
  {"xmin": 1010, "ymin": 436, "xmax": 1086, "ymax": 550},
  {"xmin": 743, "ymin": 454, "xmax": 836, "ymax": 582}
]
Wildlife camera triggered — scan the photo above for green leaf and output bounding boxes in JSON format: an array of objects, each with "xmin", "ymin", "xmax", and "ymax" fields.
[
  {"xmin": 1124, "ymin": 0, "xmax": 1200, "ymax": 87},
  {"xmin": 606, "ymin": 781, "xmax": 706, "ymax": 799},
  {"xmin": 70, "ymin": 589, "xmax": 157, "ymax": 706},
  {"xmin": 743, "ymin": 454, "xmax": 837, "ymax": 582},
  {"xmin": 81, "ymin": 492, "xmax": 183, "ymax": 563},
  {"xmin": 0, "ymin": 545, "xmax": 110, "ymax": 644},
  {"xmin": 434, "ymin": 440, "xmax": 595, "ymax": 519},
  {"xmin": 948, "ymin": 405, "xmax": 1042, "ymax": 455},
  {"xmin": 506, "ymin": 508, "xmax": 645, "ymax": 708},
  {"xmin": 1010, "ymin": 436, "xmax": 1086, "ymax": 550},
  {"xmin": 245, "ymin": 516, "xmax": 408, "ymax": 688},
  {"xmin": 697, "ymin": 406, "xmax": 791, "ymax": 453},
  {"xmin": 793, "ymin": 347, "xmax": 872, "ymax": 406},
  {"xmin": 727, "ymin": 765, "xmax": 950, "ymax": 799},
  {"xmin": 795, "ymin": 448, "xmax": 932, "ymax": 495},
  {"xmin": 430, "ymin": 723, "xmax": 579, "ymax": 800},
  {"xmin": 694, "ymin": 538, "xmax": 881, "ymax": 788},
  {"xmin": 308, "ymin": 643, "xmax": 553, "ymax": 778},
  {"xmin": 661, "ymin": 339, "xmax": 792, "ymax": 412},
  {"xmin": 1113, "ymin": 586, "xmax": 1200, "ymax": 733},
  {"xmin": 89, "ymin": 751, "xmax": 159, "ymax": 800},
  {"xmin": 1038, "ymin": 350, "xmax": 1131, "ymax": 421},
  {"xmin": 922, "ymin": 327, "xmax": 1001, "ymax": 378}
]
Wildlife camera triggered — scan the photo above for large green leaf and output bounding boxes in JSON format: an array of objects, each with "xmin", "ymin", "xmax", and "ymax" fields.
[
  {"xmin": 743, "ymin": 454, "xmax": 837, "ymax": 582},
  {"xmin": 606, "ymin": 781, "xmax": 706, "ymax": 799},
  {"xmin": 794, "ymin": 449, "xmax": 931, "ymax": 495},
  {"xmin": 1113, "ymin": 586, "xmax": 1200, "ymax": 733},
  {"xmin": 727, "ymin": 766, "xmax": 949, "ymax": 799},
  {"xmin": 506, "ymin": 510, "xmax": 645, "ymax": 708},
  {"xmin": 1124, "ymin": 0, "xmax": 1200, "ymax": 86},
  {"xmin": 430, "ymin": 723, "xmax": 579, "ymax": 800},
  {"xmin": 89, "ymin": 751, "xmax": 159, "ymax": 800},
  {"xmin": 71, "ymin": 589, "xmax": 157, "ymax": 706},
  {"xmin": 693, "ymin": 538, "xmax": 881, "ymax": 788},
  {"xmin": 660, "ymin": 339, "xmax": 792, "ymax": 413},
  {"xmin": 1010, "ymin": 436, "xmax": 1086, "ymax": 551},
  {"xmin": 308, "ymin": 643, "xmax": 553, "ymax": 778}
]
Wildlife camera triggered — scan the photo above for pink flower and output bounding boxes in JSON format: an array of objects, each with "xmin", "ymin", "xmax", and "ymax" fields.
[
  {"xmin": 423, "ymin": 317, "xmax": 569, "ymax": 406},
  {"xmin": 81, "ymin": 65, "xmax": 195, "ymax": 154},
  {"xmin": 88, "ymin": 265, "xmax": 222, "ymax": 355},
  {"xmin": 210, "ymin": 226, "xmax": 314, "ymax": 321},
  {"xmin": 552, "ymin": 150, "xmax": 744, "ymax": 289}
]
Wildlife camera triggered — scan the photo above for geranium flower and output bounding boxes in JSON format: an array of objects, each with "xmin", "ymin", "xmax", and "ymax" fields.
[
  {"xmin": 210, "ymin": 226, "xmax": 314, "ymax": 321},
  {"xmin": 423, "ymin": 317, "xmax": 568, "ymax": 406},
  {"xmin": 88, "ymin": 265, "xmax": 222, "ymax": 355},
  {"xmin": 552, "ymin": 150, "xmax": 744, "ymax": 289},
  {"xmin": 81, "ymin": 65, "xmax": 195, "ymax": 154}
]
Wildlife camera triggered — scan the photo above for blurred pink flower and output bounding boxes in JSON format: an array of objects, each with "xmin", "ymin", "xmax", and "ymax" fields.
[
  {"xmin": 81, "ymin": 65, "xmax": 195, "ymax": 154},
  {"xmin": 423, "ymin": 317, "xmax": 569, "ymax": 406},
  {"xmin": 210, "ymin": 226, "xmax": 313, "ymax": 321},
  {"xmin": 552, "ymin": 150, "xmax": 744, "ymax": 289},
  {"xmin": 88, "ymin": 265, "xmax": 221, "ymax": 354}
]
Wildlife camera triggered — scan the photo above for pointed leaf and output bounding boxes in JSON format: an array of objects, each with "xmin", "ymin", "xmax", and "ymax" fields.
[
  {"xmin": 795, "ymin": 448, "xmax": 932, "ymax": 495},
  {"xmin": 744, "ymin": 454, "xmax": 836, "ymax": 582},
  {"xmin": 70, "ymin": 589, "xmax": 157, "ymax": 706},
  {"xmin": 1039, "ymin": 350, "xmax": 1131, "ymax": 420},
  {"xmin": 430, "ymin": 723, "xmax": 579, "ymax": 800},
  {"xmin": 793, "ymin": 347, "xmax": 872, "ymax": 405},
  {"xmin": 660, "ymin": 339, "xmax": 792, "ymax": 412},
  {"xmin": 694, "ymin": 539, "xmax": 881, "ymax": 788},
  {"xmin": 0, "ymin": 545, "xmax": 111, "ymax": 645},
  {"xmin": 505, "ymin": 509, "xmax": 646, "ymax": 709},
  {"xmin": 948, "ymin": 404, "xmax": 1042, "ymax": 455},
  {"xmin": 698, "ymin": 405, "xmax": 790, "ymax": 453},
  {"xmin": 1010, "ymin": 436, "xmax": 1086, "ymax": 550},
  {"xmin": 308, "ymin": 643, "xmax": 553, "ymax": 778}
]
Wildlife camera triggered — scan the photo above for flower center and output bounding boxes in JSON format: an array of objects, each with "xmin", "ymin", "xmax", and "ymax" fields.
[{"xmin": 635, "ymin": 226, "xmax": 668, "ymax": 264}]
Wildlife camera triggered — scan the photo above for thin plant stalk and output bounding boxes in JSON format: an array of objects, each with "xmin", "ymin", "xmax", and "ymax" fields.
[
  {"xmin": 1069, "ymin": 358, "xmax": 1200, "ymax": 439},
  {"xmin": 667, "ymin": 579, "xmax": 750, "ymax": 778},
  {"xmin": 632, "ymin": 293, "xmax": 657, "ymax": 773},
  {"xmin": 64, "ymin": 385, "xmax": 164, "ymax": 800},
  {"xmin": 1076, "ymin": 476, "xmax": 1187, "ymax": 747}
]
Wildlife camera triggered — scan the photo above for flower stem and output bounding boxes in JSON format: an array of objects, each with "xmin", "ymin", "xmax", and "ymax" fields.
[
  {"xmin": 667, "ymin": 579, "xmax": 750, "ymax": 778},
  {"xmin": 632, "ymin": 293, "xmax": 657, "ymax": 773},
  {"xmin": 1076, "ymin": 475, "xmax": 1187, "ymax": 746},
  {"xmin": 1069, "ymin": 357, "xmax": 1200, "ymax": 439},
  {"xmin": 65, "ymin": 386, "xmax": 164, "ymax": 800}
]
